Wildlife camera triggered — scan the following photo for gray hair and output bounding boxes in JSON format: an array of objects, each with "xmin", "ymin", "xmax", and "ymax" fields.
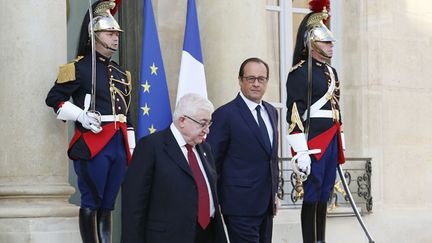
[{"xmin": 173, "ymin": 93, "xmax": 214, "ymax": 121}]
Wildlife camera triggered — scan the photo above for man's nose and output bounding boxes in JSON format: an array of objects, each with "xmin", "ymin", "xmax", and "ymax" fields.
[
  {"xmin": 203, "ymin": 126, "xmax": 210, "ymax": 134},
  {"xmin": 252, "ymin": 79, "xmax": 261, "ymax": 86}
]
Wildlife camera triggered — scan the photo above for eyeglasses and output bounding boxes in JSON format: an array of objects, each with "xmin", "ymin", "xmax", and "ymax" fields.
[
  {"xmin": 241, "ymin": 76, "xmax": 268, "ymax": 84},
  {"xmin": 184, "ymin": 115, "xmax": 213, "ymax": 128}
]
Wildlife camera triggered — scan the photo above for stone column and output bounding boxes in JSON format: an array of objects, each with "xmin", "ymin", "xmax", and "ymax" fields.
[{"xmin": 0, "ymin": 1, "xmax": 80, "ymax": 242}]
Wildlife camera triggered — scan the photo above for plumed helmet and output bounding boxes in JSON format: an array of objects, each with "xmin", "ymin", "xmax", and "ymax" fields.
[
  {"xmin": 90, "ymin": 0, "xmax": 123, "ymax": 33},
  {"xmin": 306, "ymin": 8, "xmax": 335, "ymax": 43},
  {"xmin": 306, "ymin": 7, "xmax": 336, "ymax": 44},
  {"xmin": 76, "ymin": 0, "xmax": 122, "ymax": 56},
  {"xmin": 292, "ymin": 0, "xmax": 335, "ymax": 64}
]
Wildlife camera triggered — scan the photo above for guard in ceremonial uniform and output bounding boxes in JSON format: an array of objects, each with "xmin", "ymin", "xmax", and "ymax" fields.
[
  {"xmin": 285, "ymin": 1, "xmax": 345, "ymax": 243},
  {"xmin": 45, "ymin": 1, "xmax": 134, "ymax": 242}
]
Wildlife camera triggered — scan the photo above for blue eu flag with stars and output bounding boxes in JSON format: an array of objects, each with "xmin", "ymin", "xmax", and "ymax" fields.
[{"xmin": 137, "ymin": 0, "xmax": 172, "ymax": 140}]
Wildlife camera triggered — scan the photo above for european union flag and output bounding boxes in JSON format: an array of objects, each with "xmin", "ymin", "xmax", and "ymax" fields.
[{"xmin": 137, "ymin": 0, "xmax": 172, "ymax": 140}]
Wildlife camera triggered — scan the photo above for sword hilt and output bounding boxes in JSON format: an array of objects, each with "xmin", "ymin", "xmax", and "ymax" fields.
[{"xmin": 291, "ymin": 149, "xmax": 321, "ymax": 182}]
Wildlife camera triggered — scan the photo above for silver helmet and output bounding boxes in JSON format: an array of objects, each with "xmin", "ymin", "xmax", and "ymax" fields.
[
  {"xmin": 89, "ymin": 0, "xmax": 123, "ymax": 34},
  {"xmin": 306, "ymin": 8, "xmax": 335, "ymax": 43}
]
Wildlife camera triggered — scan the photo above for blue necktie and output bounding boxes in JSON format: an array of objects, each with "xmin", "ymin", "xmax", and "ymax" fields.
[{"xmin": 256, "ymin": 105, "xmax": 271, "ymax": 152}]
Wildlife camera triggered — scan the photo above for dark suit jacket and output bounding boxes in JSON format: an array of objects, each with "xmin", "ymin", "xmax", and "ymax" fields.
[
  {"xmin": 121, "ymin": 128, "xmax": 227, "ymax": 243},
  {"xmin": 207, "ymin": 94, "xmax": 279, "ymax": 216}
]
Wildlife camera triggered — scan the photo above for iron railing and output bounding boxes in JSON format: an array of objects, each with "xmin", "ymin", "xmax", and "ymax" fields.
[{"xmin": 278, "ymin": 157, "xmax": 373, "ymax": 215}]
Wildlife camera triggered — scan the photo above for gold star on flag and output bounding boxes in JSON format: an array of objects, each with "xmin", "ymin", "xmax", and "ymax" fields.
[
  {"xmin": 150, "ymin": 63, "xmax": 158, "ymax": 75},
  {"xmin": 141, "ymin": 103, "xmax": 150, "ymax": 116},
  {"xmin": 141, "ymin": 80, "xmax": 151, "ymax": 93},
  {"xmin": 149, "ymin": 124, "xmax": 156, "ymax": 134}
]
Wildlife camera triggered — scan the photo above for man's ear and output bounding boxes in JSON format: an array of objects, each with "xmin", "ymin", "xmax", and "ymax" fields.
[{"xmin": 178, "ymin": 117, "xmax": 186, "ymax": 128}]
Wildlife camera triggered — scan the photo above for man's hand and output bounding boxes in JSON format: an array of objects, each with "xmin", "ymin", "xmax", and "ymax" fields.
[
  {"xmin": 77, "ymin": 111, "xmax": 102, "ymax": 133},
  {"xmin": 297, "ymin": 153, "xmax": 311, "ymax": 175},
  {"xmin": 273, "ymin": 195, "xmax": 281, "ymax": 216}
]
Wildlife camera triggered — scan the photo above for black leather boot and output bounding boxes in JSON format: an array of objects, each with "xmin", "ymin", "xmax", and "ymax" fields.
[
  {"xmin": 316, "ymin": 202, "xmax": 327, "ymax": 243},
  {"xmin": 79, "ymin": 208, "xmax": 99, "ymax": 243},
  {"xmin": 301, "ymin": 202, "xmax": 317, "ymax": 243},
  {"xmin": 97, "ymin": 209, "xmax": 112, "ymax": 243}
]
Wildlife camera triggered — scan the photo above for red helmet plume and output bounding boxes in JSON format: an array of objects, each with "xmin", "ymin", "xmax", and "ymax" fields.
[
  {"xmin": 309, "ymin": 0, "xmax": 330, "ymax": 12},
  {"xmin": 110, "ymin": 0, "xmax": 122, "ymax": 15}
]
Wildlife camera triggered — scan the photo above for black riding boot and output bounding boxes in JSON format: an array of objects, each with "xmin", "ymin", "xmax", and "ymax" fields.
[
  {"xmin": 301, "ymin": 202, "xmax": 317, "ymax": 243},
  {"xmin": 97, "ymin": 209, "xmax": 112, "ymax": 243},
  {"xmin": 79, "ymin": 208, "xmax": 99, "ymax": 243},
  {"xmin": 316, "ymin": 202, "xmax": 327, "ymax": 243}
]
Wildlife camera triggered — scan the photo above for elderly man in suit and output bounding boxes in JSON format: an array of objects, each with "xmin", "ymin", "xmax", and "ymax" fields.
[
  {"xmin": 121, "ymin": 93, "xmax": 227, "ymax": 243},
  {"xmin": 207, "ymin": 57, "xmax": 279, "ymax": 243}
]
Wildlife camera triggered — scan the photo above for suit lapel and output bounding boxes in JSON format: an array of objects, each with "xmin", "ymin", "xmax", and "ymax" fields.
[
  {"xmin": 196, "ymin": 144, "xmax": 215, "ymax": 184},
  {"xmin": 235, "ymin": 95, "xmax": 271, "ymax": 155},
  {"xmin": 162, "ymin": 129, "xmax": 194, "ymax": 178},
  {"xmin": 262, "ymin": 101, "xmax": 278, "ymax": 156},
  {"xmin": 196, "ymin": 143, "xmax": 218, "ymax": 205}
]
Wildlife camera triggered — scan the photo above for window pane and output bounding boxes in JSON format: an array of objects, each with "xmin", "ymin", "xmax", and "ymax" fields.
[
  {"xmin": 266, "ymin": 0, "xmax": 279, "ymax": 5},
  {"xmin": 265, "ymin": 10, "xmax": 280, "ymax": 103},
  {"xmin": 293, "ymin": 0, "xmax": 309, "ymax": 8},
  {"xmin": 292, "ymin": 13, "xmax": 307, "ymax": 51}
]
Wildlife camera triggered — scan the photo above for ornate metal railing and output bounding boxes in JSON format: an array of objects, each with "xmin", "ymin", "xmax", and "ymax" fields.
[{"xmin": 278, "ymin": 157, "xmax": 373, "ymax": 215}]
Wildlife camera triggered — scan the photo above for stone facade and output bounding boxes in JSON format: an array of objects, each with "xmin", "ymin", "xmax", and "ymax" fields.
[
  {"xmin": 1, "ymin": 0, "xmax": 431, "ymax": 242},
  {"xmin": 0, "ymin": 1, "xmax": 80, "ymax": 242}
]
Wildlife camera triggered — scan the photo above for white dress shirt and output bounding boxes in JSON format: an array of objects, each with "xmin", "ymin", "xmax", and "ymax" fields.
[
  {"xmin": 239, "ymin": 92, "xmax": 274, "ymax": 146},
  {"xmin": 170, "ymin": 123, "xmax": 215, "ymax": 217}
]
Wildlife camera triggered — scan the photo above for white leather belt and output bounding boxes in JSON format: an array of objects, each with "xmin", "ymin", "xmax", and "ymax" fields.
[
  {"xmin": 308, "ymin": 110, "xmax": 333, "ymax": 118},
  {"xmin": 100, "ymin": 114, "xmax": 127, "ymax": 123},
  {"xmin": 302, "ymin": 64, "xmax": 336, "ymax": 121}
]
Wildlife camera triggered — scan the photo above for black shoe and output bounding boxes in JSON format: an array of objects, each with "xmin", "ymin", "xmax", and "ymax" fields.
[
  {"xmin": 97, "ymin": 209, "xmax": 112, "ymax": 243},
  {"xmin": 316, "ymin": 202, "xmax": 327, "ymax": 242},
  {"xmin": 79, "ymin": 208, "xmax": 99, "ymax": 243},
  {"xmin": 301, "ymin": 202, "xmax": 317, "ymax": 243}
]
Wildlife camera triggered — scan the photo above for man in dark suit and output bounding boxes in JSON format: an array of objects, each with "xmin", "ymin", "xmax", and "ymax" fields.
[
  {"xmin": 207, "ymin": 58, "xmax": 279, "ymax": 243},
  {"xmin": 121, "ymin": 93, "xmax": 227, "ymax": 243}
]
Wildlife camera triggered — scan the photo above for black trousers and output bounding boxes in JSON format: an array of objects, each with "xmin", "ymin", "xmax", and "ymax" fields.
[{"xmin": 195, "ymin": 217, "xmax": 216, "ymax": 243}]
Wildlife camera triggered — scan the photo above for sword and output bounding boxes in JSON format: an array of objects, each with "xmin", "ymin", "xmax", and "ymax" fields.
[
  {"xmin": 88, "ymin": 0, "xmax": 97, "ymax": 112},
  {"xmin": 337, "ymin": 164, "xmax": 375, "ymax": 243},
  {"xmin": 86, "ymin": 0, "xmax": 102, "ymax": 133},
  {"xmin": 305, "ymin": 30, "xmax": 313, "ymax": 138},
  {"xmin": 291, "ymin": 30, "xmax": 314, "ymax": 183}
]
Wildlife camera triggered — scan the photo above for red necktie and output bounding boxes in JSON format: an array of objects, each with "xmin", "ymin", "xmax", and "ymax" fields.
[{"xmin": 185, "ymin": 144, "xmax": 210, "ymax": 229}]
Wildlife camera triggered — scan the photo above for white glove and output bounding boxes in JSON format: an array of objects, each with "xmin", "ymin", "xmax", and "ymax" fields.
[
  {"xmin": 297, "ymin": 153, "xmax": 311, "ymax": 175},
  {"xmin": 77, "ymin": 111, "xmax": 102, "ymax": 134},
  {"xmin": 56, "ymin": 95, "xmax": 102, "ymax": 134},
  {"xmin": 127, "ymin": 128, "xmax": 136, "ymax": 155},
  {"xmin": 341, "ymin": 132, "xmax": 346, "ymax": 151}
]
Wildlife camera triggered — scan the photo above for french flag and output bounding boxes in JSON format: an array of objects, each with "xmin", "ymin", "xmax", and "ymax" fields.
[{"xmin": 176, "ymin": 0, "xmax": 207, "ymax": 103}]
